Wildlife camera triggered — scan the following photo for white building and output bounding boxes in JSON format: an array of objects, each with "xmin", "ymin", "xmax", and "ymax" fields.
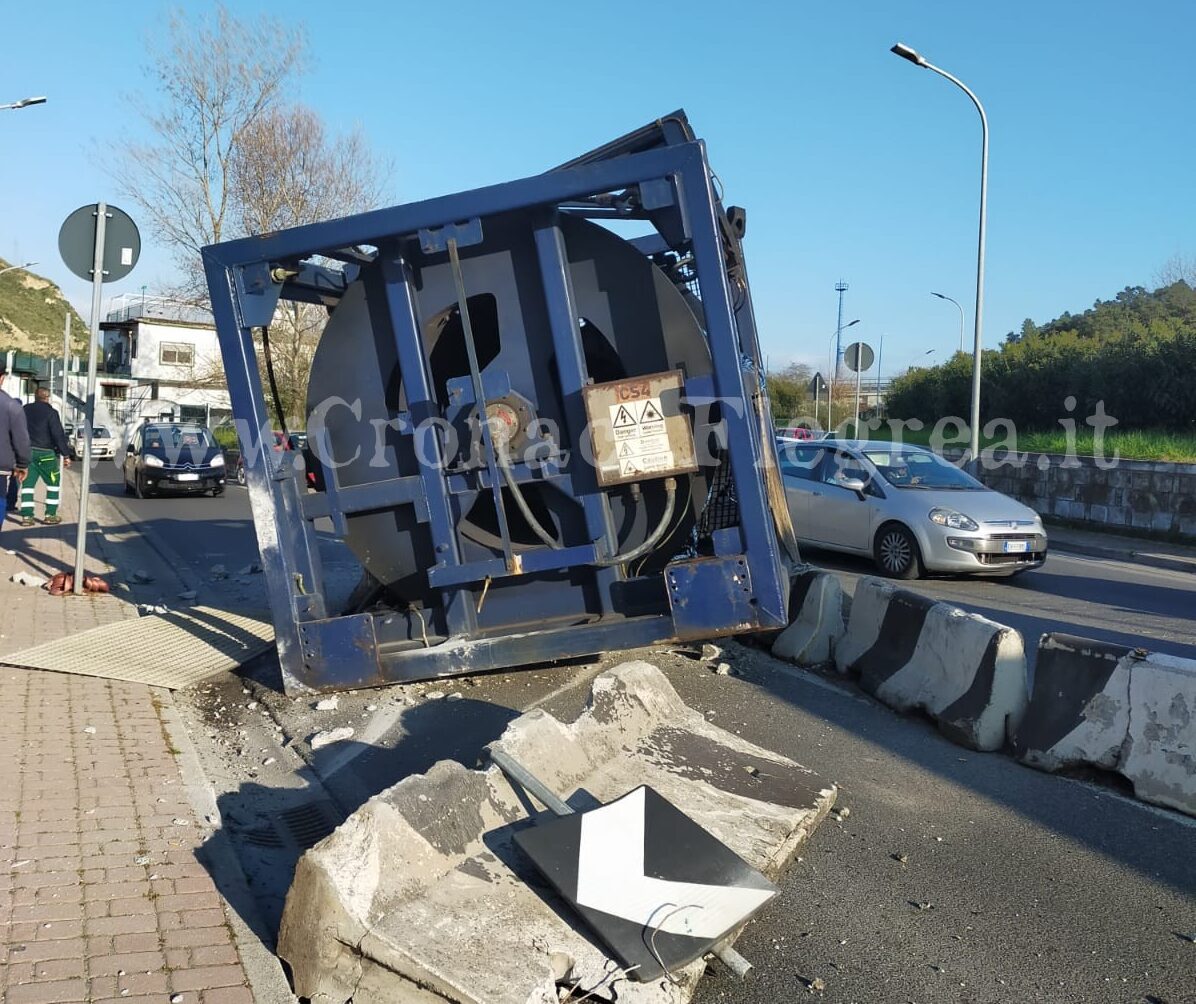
[{"xmin": 83, "ymin": 295, "xmax": 232, "ymax": 444}]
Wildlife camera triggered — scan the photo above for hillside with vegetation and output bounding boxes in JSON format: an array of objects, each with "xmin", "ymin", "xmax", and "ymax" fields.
[
  {"xmin": 0, "ymin": 259, "xmax": 90, "ymax": 357},
  {"xmin": 886, "ymin": 281, "xmax": 1196, "ymax": 433}
]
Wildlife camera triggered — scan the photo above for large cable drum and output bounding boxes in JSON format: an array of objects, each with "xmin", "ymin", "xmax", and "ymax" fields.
[{"xmin": 307, "ymin": 213, "xmax": 714, "ymax": 613}]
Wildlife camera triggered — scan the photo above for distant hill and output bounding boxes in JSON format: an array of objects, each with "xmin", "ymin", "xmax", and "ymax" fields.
[{"xmin": 0, "ymin": 259, "xmax": 90, "ymax": 356}]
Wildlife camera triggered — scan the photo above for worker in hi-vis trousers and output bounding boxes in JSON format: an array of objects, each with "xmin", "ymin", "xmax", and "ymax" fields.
[{"xmin": 20, "ymin": 387, "xmax": 72, "ymax": 526}]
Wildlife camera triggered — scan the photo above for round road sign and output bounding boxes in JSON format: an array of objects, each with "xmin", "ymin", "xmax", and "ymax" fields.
[
  {"xmin": 58, "ymin": 203, "xmax": 141, "ymax": 283},
  {"xmin": 844, "ymin": 341, "xmax": 875, "ymax": 372}
]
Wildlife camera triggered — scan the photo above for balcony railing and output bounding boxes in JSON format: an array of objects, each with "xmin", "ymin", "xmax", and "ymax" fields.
[{"xmin": 105, "ymin": 293, "xmax": 214, "ymax": 326}]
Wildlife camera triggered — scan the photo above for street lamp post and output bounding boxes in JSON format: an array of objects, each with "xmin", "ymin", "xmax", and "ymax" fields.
[
  {"xmin": 892, "ymin": 42, "xmax": 988, "ymax": 467},
  {"xmin": 931, "ymin": 291, "xmax": 965, "ymax": 354},
  {"xmin": 0, "ymin": 96, "xmax": 47, "ymax": 111},
  {"xmin": 0, "ymin": 261, "xmax": 37, "ymax": 277},
  {"xmin": 826, "ymin": 318, "xmax": 860, "ymax": 428}
]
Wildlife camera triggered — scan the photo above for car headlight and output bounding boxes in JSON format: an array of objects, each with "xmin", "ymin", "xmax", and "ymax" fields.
[
  {"xmin": 143, "ymin": 454, "xmax": 165, "ymax": 468},
  {"xmin": 929, "ymin": 508, "xmax": 979, "ymax": 532},
  {"xmin": 209, "ymin": 454, "xmax": 225, "ymax": 468}
]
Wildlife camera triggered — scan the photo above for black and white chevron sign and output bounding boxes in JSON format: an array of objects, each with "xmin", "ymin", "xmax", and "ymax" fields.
[{"xmin": 514, "ymin": 786, "xmax": 777, "ymax": 981}]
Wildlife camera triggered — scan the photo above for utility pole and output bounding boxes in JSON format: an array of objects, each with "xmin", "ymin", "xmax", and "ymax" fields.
[
  {"xmin": 833, "ymin": 280, "xmax": 848, "ymax": 379},
  {"xmin": 61, "ymin": 313, "xmax": 70, "ymax": 423}
]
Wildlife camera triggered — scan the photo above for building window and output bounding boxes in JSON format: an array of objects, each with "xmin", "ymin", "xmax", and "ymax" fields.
[
  {"xmin": 159, "ymin": 342, "xmax": 194, "ymax": 366},
  {"xmin": 101, "ymin": 383, "xmax": 128, "ymax": 401}
]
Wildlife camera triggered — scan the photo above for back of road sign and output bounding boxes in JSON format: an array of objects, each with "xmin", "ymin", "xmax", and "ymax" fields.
[
  {"xmin": 514, "ymin": 786, "xmax": 777, "ymax": 981},
  {"xmin": 58, "ymin": 203, "xmax": 141, "ymax": 283}
]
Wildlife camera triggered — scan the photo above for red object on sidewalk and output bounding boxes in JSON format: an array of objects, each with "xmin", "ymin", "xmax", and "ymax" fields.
[{"xmin": 45, "ymin": 573, "xmax": 110, "ymax": 595}]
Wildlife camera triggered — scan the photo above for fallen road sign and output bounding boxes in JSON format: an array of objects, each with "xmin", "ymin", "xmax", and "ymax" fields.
[{"xmin": 515, "ymin": 784, "xmax": 778, "ymax": 981}]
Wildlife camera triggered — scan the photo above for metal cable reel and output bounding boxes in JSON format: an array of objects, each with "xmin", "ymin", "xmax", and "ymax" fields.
[
  {"xmin": 308, "ymin": 214, "xmax": 716, "ymax": 614},
  {"xmin": 207, "ymin": 110, "xmax": 794, "ymax": 690}
]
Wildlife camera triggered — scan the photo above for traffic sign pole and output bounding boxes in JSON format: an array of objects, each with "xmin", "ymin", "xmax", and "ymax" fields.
[
  {"xmin": 72, "ymin": 203, "xmax": 107, "ymax": 594},
  {"xmin": 854, "ymin": 361, "xmax": 863, "ymax": 440}
]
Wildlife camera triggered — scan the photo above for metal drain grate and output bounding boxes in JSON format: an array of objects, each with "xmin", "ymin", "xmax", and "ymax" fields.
[
  {"xmin": 279, "ymin": 802, "xmax": 341, "ymax": 849},
  {"xmin": 236, "ymin": 800, "xmax": 342, "ymax": 853}
]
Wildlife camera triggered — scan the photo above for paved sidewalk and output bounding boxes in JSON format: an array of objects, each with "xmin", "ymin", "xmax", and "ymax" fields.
[
  {"xmin": 1046, "ymin": 521, "xmax": 1196, "ymax": 574},
  {"xmin": 0, "ymin": 472, "xmax": 258, "ymax": 1003}
]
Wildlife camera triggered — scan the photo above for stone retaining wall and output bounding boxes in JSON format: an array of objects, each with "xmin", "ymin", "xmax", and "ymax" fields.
[{"xmin": 960, "ymin": 452, "xmax": 1196, "ymax": 538}]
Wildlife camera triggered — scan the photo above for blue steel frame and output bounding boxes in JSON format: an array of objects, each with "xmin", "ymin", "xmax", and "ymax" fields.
[{"xmin": 202, "ymin": 118, "xmax": 791, "ymax": 692}]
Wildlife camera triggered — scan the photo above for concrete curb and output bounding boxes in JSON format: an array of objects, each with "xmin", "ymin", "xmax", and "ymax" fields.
[
  {"xmin": 1051, "ymin": 538, "xmax": 1196, "ymax": 575},
  {"xmin": 835, "ymin": 577, "xmax": 1029, "ymax": 752},
  {"xmin": 771, "ymin": 570, "xmax": 845, "ymax": 666},
  {"xmin": 158, "ymin": 695, "xmax": 297, "ymax": 1003},
  {"xmin": 1012, "ymin": 632, "xmax": 1196, "ymax": 818}
]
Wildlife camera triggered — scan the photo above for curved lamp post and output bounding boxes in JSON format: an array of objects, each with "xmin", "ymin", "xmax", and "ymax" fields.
[
  {"xmin": 931, "ymin": 291, "xmax": 965, "ymax": 355},
  {"xmin": 0, "ymin": 261, "xmax": 37, "ymax": 277},
  {"xmin": 892, "ymin": 42, "xmax": 988, "ymax": 467}
]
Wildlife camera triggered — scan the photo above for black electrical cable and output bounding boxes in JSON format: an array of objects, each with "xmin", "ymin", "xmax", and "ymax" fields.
[
  {"xmin": 260, "ymin": 325, "xmax": 290, "ymax": 438},
  {"xmin": 497, "ymin": 448, "xmax": 677, "ymax": 568},
  {"xmin": 594, "ymin": 478, "xmax": 677, "ymax": 568},
  {"xmin": 497, "ymin": 449, "xmax": 563, "ymax": 550}
]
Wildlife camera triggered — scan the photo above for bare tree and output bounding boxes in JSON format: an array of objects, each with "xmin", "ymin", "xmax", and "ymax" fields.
[
  {"xmin": 1155, "ymin": 252, "xmax": 1196, "ymax": 289},
  {"xmin": 118, "ymin": 4, "xmax": 308, "ymax": 297},
  {"xmin": 230, "ymin": 105, "xmax": 390, "ymax": 424}
]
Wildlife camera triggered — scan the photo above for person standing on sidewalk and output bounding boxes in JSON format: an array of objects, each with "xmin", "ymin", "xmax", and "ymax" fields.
[
  {"xmin": 20, "ymin": 386, "xmax": 72, "ymax": 525},
  {"xmin": 0, "ymin": 363, "xmax": 30, "ymax": 529}
]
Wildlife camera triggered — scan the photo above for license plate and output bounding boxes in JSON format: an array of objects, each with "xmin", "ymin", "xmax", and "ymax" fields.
[
  {"xmin": 174, "ymin": 473, "xmax": 199, "ymax": 482},
  {"xmin": 1003, "ymin": 540, "xmax": 1030, "ymax": 554}
]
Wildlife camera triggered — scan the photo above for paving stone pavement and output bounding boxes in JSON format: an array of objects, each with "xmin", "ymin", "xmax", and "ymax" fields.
[{"xmin": 0, "ymin": 472, "xmax": 255, "ymax": 1003}]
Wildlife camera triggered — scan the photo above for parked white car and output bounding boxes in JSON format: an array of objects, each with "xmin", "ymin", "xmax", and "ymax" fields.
[
  {"xmin": 75, "ymin": 425, "xmax": 116, "ymax": 460},
  {"xmin": 778, "ymin": 438, "xmax": 1048, "ymax": 578}
]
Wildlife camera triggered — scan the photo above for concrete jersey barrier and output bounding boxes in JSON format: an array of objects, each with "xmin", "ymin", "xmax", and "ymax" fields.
[
  {"xmin": 771, "ymin": 570, "xmax": 846, "ymax": 666},
  {"xmin": 835, "ymin": 577, "xmax": 1028, "ymax": 752},
  {"xmin": 1013, "ymin": 632, "xmax": 1196, "ymax": 818},
  {"xmin": 1011, "ymin": 633, "xmax": 1135, "ymax": 771}
]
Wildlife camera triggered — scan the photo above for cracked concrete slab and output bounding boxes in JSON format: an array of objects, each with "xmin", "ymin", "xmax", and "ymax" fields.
[{"xmin": 276, "ymin": 660, "xmax": 835, "ymax": 1003}]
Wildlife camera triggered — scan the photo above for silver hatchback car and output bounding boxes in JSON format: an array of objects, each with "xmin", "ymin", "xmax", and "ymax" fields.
[{"xmin": 778, "ymin": 439, "xmax": 1047, "ymax": 578}]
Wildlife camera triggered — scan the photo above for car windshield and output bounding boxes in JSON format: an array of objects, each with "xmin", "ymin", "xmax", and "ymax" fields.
[
  {"xmin": 145, "ymin": 425, "xmax": 214, "ymax": 451},
  {"xmin": 92, "ymin": 427, "xmax": 110, "ymax": 438},
  {"xmin": 864, "ymin": 449, "xmax": 983, "ymax": 490}
]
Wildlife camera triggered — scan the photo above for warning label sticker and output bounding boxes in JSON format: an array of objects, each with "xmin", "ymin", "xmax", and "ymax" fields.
[{"xmin": 608, "ymin": 396, "xmax": 675, "ymax": 477}]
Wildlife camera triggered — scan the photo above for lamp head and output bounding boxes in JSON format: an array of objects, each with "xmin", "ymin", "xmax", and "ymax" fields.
[{"xmin": 891, "ymin": 43, "xmax": 929, "ymax": 68}]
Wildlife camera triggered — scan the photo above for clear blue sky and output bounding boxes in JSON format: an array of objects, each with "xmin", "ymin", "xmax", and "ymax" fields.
[{"xmin": 2, "ymin": 0, "xmax": 1193, "ymax": 379}]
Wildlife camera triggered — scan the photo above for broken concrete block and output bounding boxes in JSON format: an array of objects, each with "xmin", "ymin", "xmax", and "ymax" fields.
[
  {"xmin": 310, "ymin": 727, "xmax": 354, "ymax": 750},
  {"xmin": 278, "ymin": 661, "xmax": 835, "ymax": 1004}
]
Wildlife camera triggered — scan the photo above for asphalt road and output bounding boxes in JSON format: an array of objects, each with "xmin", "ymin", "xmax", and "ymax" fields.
[
  {"xmin": 114, "ymin": 464, "xmax": 1194, "ymax": 1002},
  {"xmin": 91, "ymin": 456, "xmax": 1196, "ymax": 665}
]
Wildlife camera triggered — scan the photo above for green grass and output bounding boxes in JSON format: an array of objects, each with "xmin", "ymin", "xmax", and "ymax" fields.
[{"xmin": 839, "ymin": 421, "xmax": 1196, "ymax": 463}]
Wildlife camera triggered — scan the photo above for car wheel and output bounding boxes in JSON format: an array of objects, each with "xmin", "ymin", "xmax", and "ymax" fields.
[
  {"xmin": 874, "ymin": 523, "xmax": 922, "ymax": 580},
  {"xmin": 236, "ymin": 465, "xmax": 246, "ymax": 486},
  {"xmin": 134, "ymin": 474, "xmax": 149, "ymax": 500},
  {"xmin": 210, "ymin": 487, "xmax": 224, "ymax": 497}
]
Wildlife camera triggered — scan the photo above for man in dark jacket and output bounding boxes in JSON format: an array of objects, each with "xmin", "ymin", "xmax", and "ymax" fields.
[
  {"xmin": 20, "ymin": 386, "xmax": 72, "ymax": 525},
  {"xmin": 0, "ymin": 363, "xmax": 31, "ymax": 530}
]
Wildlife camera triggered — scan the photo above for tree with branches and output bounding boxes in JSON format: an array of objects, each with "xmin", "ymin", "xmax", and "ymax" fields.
[
  {"xmin": 230, "ymin": 105, "xmax": 389, "ymax": 422},
  {"xmin": 120, "ymin": 4, "xmax": 309, "ymax": 297},
  {"xmin": 117, "ymin": 5, "xmax": 390, "ymax": 427}
]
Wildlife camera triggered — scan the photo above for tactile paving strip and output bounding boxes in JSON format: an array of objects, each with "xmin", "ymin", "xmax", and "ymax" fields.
[{"xmin": 0, "ymin": 606, "xmax": 275, "ymax": 688}]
